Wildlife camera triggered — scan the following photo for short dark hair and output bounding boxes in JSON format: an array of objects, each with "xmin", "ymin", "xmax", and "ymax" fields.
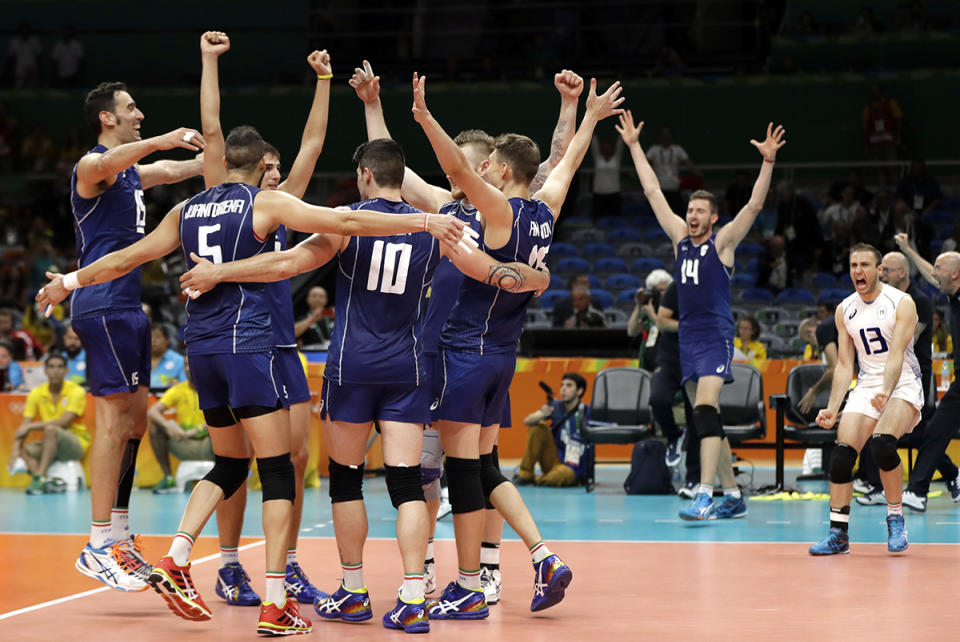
[
  {"xmin": 84, "ymin": 81, "xmax": 127, "ymax": 135},
  {"xmin": 849, "ymin": 242, "xmax": 882, "ymax": 265},
  {"xmin": 262, "ymin": 142, "xmax": 280, "ymax": 160},
  {"xmin": 739, "ymin": 315, "xmax": 761, "ymax": 341},
  {"xmin": 453, "ymin": 129, "xmax": 494, "ymax": 155},
  {"xmin": 688, "ymin": 190, "xmax": 718, "ymax": 213},
  {"xmin": 562, "ymin": 372, "xmax": 587, "ymax": 397},
  {"xmin": 493, "ymin": 133, "xmax": 540, "ymax": 184},
  {"xmin": 45, "ymin": 352, "xmax": 67, "ymax": 368},
  {"xmin": 151, "ymin": 324, "xmax": 169, "ymax": 339},
  {"xmin": 352, "ymin": 138, "xmax": 405, "ymax": 188},
  {"xmin": 225, "ymin": 125, "xmax": 267, "ymax": 171}
]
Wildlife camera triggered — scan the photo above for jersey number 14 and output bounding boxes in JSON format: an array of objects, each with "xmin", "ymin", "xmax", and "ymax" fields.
[{"xmin": 680, "ymin": 258, "xmax": 699, "ymax": 285}]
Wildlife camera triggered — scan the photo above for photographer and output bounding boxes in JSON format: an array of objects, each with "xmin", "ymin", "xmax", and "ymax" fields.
[
  {"xmin": 513, "ymin": 374, "xmax": 593, "ymax": 487},
  {"xmin": 628, "ymin": 269, "xmax": 672, "ymax": 369}
]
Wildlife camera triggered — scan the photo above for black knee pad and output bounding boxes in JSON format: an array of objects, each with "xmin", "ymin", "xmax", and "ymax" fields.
[
  {"xmin": 483, "ymin": 446, "xmax": 502, "ymax": 509},
  {"xmin": 328, "ymin": 458, "xmax": 364, "ymax": 503},
  {"xmin": 385, "ymin": 465, "xmax": 425, "ymax": 508},
  {"xmin": 445, "ymin": 456, "xmax": 484, "ymax": 514},
  {"xmin": 204, "ymin": 406, "xmax": 238, "ymax": 428},
  {"xmin": 870, "ymin": 433, "xmax": 901, "ymax": 472},
  {"xmin": 235, "ymin": 402, "xmax": 282, "ymax": 420},
  {"xmin": 480, "ymin": 450, "xmax": 508, "ymax": 503},
  {"xmin": 693, "ymin": 405, "xmax": 725, "ymax": 439},
  {"xmin": 202, "ymin": 455, "xmax": 250, "ymax": 499},
  {"xmin": 829, "ymin": 442, "xmax": 858, "ymax": 484},
  {"xmin": 257, "ymin": 453, "xmax": 295, "ymax": 502}
]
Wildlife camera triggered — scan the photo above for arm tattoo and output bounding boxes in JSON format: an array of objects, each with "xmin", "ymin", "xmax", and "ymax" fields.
[
  {"xmin": 529, "ymin": 119, "xmax": 570, "ymax": 194},
  {"xmin": 485, "ymin": 263, "xmax": 526, "ymax": 292}
]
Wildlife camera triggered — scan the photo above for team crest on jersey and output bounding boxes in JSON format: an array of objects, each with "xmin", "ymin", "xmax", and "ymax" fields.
[
  {"xmin": 700, "ymin": 245, "xmax": 708, "ymax": 257},
  {"xmin": 878, "ymin": 307, "xmax": 887, "ymax": 320}
]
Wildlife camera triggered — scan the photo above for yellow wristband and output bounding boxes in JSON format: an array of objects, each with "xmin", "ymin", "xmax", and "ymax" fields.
[{"xmin": 317, "ymin": 73, "xmax": 332, "ymax": 80}]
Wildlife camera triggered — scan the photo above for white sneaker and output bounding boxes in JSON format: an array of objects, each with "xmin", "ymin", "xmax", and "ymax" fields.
[
  {"xmin": 901, "ymin": 490, "xmax": 927, "ymax": 513},
  {"xmin": 424, "ymin": 560, "xmax": 436, "ymax": 594},
  {"xmin": 8, "ymin": 457, "xmax": 27, "ymax": 475},
  {"xmin": 852, "ymin": 479, "xmax": 875, "ymax": 495},
  {"xmin": 855, "ymin": 489, "xmax": 886, "ymax": 506},
  {"xmin": 436, "ymin": 488, "xmax": 452, "ymax": 520},
  {"xmin": 480, "ymin": 566, "xmax": 501, "ymax": 605},
  {"xmin": 75, "ymin": 541, "xmax": 148, "ymax": 592}
]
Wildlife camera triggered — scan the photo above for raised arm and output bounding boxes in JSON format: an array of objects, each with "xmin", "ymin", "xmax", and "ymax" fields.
[
  {"xmin": 37, "ymin": 204, "xmax": 184, "ymax": 312},
  {"xmin": 529, "ymin": 70, "xmax": 583, "ymax": 195},
  {"xmin": 533, "ymin": 78, "xmax": 624, "ymax": 220},
  {"xmin": 895, "ymin": 232, "xmax": 937, "ymax": 287},
  {"xmin": 280, "ymin": 50, "xmax": 332, "ymax": 199},
  {"xmin": 715, "ymin": 123, "xmax": 786, "ymax": 257},
  {"xmin": 816, "ymin": 308, "xmax": 856, "ymax": 428},
  {"xmin": 616, "ymin": 110, "xmax": 687, "ymax": 245},
  {"xmin": 199, "ymin": 30, "xmax": 229, "ymax": 188},
  {"xmin": 874, "ymin": 296, "xmax": 918, "ymax": 410},
  {"xmin": 443, "ymin": 244, "xmax": 550, "ymax": 294}
]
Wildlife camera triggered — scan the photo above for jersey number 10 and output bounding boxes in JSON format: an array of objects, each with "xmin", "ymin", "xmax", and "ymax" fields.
[
  {"xmin": 367, "ymin": 240, "xmax": 412, "ymax": 295},
  {"xmin": 680, "ymin": 258, "xmax": 699, "ymax": 285}
]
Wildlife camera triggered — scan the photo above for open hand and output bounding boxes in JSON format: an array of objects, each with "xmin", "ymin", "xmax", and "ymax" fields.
[
  {"xmin": 308, "ymin": 49, "xmax": 332, "ymax": 77},
  {"xmin": 36, "ymin": 271, "xmax": 68, "ymax": 317},
  {"xmin": 424, "ymin": 212, "xmax": 466, "ymax": 247},
  {"xmin": 798, "ymin": 389, "xmax": 816, "ymax": 415},
  {"xmin": 200, "ymin": 31, "xmax": 230, "ymax": 56},
  {"xmin": 349, "ymin": 60, "xmax": 380, "ymax": 103},
  {"xmin": 411, "ymin": 72, "xmax": 431, "ymax": 123},
  {"xmin": 750, "ymin": 123, "xmax": 786, "ymax": 162},
  {"xmin": 615, "ymin": 109, "xmax": 644, "ymax": 146},
  {"xmin": 584, "ymin": 78, "xmax": 625, "ymax": 121},
  {"xmin": 555, "ymin": 69, "xmax": 584, "ymax": 100}
]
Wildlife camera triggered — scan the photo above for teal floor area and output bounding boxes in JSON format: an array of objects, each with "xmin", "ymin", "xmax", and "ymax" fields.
[{"xmin": 4, "ymin": 465, "xmax": 960, "ymax": 545}]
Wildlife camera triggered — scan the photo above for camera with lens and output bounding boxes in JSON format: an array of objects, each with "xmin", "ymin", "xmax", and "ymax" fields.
[{"xmin": 635, "ymin": 287, "xmax": 657, "ymax": 305}]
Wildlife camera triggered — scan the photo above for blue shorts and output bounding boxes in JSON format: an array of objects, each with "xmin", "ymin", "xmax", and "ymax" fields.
[
  {"xmin": 72, "ymin": 309, "xmax": 151, "ymax": 396},
  {"xmin": 435, "ymin": 348, "xmax": 515, "ymax": 427},
  {"xmin": 679, "ymin": 336, "xmax": 734, "ymax": 385},
  {"xmin": 320, "ymin": 377, "xmax": 431, "ymax": 424},
  {"xmin": 276, "ymin": 346, "xmax": 310, "ymax": 405},
  {"xmin": 189, "ymin": 351, "xmax": 284, "ymax": 411}
]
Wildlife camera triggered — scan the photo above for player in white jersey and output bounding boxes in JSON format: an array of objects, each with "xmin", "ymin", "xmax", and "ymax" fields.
[{"xmin": 810, "ymin": 243, "xmax": 923, "ymax": 556}]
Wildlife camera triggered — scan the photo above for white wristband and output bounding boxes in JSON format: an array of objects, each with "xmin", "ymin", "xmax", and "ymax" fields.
[{"xmin": 63, "ymin": 271, "xmax": 80, "ymax": 291}]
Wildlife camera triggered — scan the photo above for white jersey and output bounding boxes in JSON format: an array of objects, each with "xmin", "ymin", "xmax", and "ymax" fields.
[{"xmin": 840, "ymin": 283, "xmax": 920, "ymax": 387}]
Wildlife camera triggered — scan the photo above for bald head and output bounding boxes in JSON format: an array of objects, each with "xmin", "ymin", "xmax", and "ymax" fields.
[
  {"xmin": 934, "ymin": 252, "xmax": 960, "ymax": 295},
  {"xmin": 880, "ymin": 251, "xmax": 910, "ymax": 290}
]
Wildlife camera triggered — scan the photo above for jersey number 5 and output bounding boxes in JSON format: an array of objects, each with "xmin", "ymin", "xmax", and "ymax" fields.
[
  {"xmin": 859, "ymin": 327, "xmax": 888, "ymax": 355},
  {"xmin": 134, "ymin": 190, "xmax": 146, "ymax": 234},
  {"xmin": 680, "ymin": 258, "xmax": 699, "ymax": 285},
  {"xmin": 198, "ymin": 225, "xmax": 223, "ymax": 264},
  {"xmin": 367, "ymin": 240, "xmax": 412, "ymax": 295}
]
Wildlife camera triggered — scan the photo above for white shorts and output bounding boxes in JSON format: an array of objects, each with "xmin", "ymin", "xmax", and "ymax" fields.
[{"xmin": 842, "ymin": 376, "xmax": 923, "ymax": 432}]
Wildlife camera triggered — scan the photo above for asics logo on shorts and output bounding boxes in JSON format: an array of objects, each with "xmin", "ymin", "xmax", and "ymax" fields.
[
  {"xmin": 715, "ymin": 365, "xmax": 725, "ymax": 374},
  {"xmin": 430, "ymin": 399, "xmax": 440, "ymax": 411}
]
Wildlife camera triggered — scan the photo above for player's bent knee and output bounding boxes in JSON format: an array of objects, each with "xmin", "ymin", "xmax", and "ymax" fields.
[
  {"xmin": 421, "ymin": 466, "xmax": 443, "ymax": 485},
  {"xmin": 693, "ymin": 405, "xmax": 725, "ymax": 439},
  {"xmin": 386, "ymin": 464, "xmax": 425, "ymax": 508},
  {"xmin": 423, "ymin": 478, "xmax": 441, "ymax": 502},
  {"xmin": 445, "ymin": 456, "xmax": 484, "ymax": 514},
  {"xmin": 828, "ymin": 442, "xmax": 858, "ymax": 484},
  {"xmin": 328, "ymin": 458, "xmax": 364, "ymax": 503},
  {"xmin": 480, "ymin": 451, "xmax": 508, "ymax": 500},
  {"xmin": 258, "ymin": 453, "xmax": 295, "ymax": 502},
  {"xmin": 869, "ymin": 433, "xmax": 901, "ymax": 471},
  {"xmin": 202, "ymin": 454, "xmax": 250, "ymax": 499}
]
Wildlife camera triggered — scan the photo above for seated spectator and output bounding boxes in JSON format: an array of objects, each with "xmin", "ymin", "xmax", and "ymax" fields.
[
  {"xmin": 553, "ymin": 287, "xmax": 605, "ymax": 328},
  {"xmin": 0, "ymin": 339, "xmax": 25, "ymax": 391},
  {"xmin": 295, "ymin": 286, "xmax": 335, "ymax": 346},
  {"xmin": 147, "ymin": 356, "xmax": 212, "ymax": 494},
  {"xmin": 513, "ymin": 373, "xmax": 592, "ymax": 486},
  {"xmin": 550, "ymin": 274, "xmax": 603, "ymax": 327},
  {"xmin": 0, "ymin": 307, "xmax": 44, "ymax": 360},
  {"xmin": 8, "ymin": 353, "xmax": 90, "ymax": 494},
  {"xmin": 933, "ymin": 308, "xmax": 952, "ymax": 357},
  {"xmin": 734, "ymin": 315, "xmax": 767, "ymax": 368},
  {"xmin": 150, "ymin": 325, "xmax": 185, "ymax": 390},
  {"xmin": 62, "ymin": 323, "xmax": 86, "ymax": 386},
  {"xmin": 897, "ymin": 159, "xmax": 942, "ymax": 215},
  {"xmin": 756, "ymin": 235, "xmax": 789, "ymax": 293}
]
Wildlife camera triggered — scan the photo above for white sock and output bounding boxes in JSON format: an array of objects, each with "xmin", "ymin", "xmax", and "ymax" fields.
[
  {"xmin": 265, "ymin": 571, "xmax": 286, "ymax": 606},
  {"xmin": 888, "ymin": 502, "xmax": 903, "ymax": 516},
  {"xmin": 698, "ymin": 484, "xmax": 714, "ymax": 498},
  {"xmin": 425, "ymin": 538, "xmax": 434, "ymax": 564},
  {"xmin": 529, "ymin": 541, "xmax": 552, "ymax": 564},
  {"xmin": 220, "ymin": 546, "xmax": 239, "ymax": 567},
  {"xmin": 400, "ymin": 573, "xmax": 425, "ymax": 603},
  {"xmin": 724, "ymin": 487, "xmax": 742, "ymax": 499},
  {"xmin": 111, "ymin": 509, "xmax": 130, "ymax": 542},
  {"xmin": 91, "ymin": 521, "xmax": 112, "ymax": 548},
  {"xmin": 168, "ymin": 532, "xmax": 195, "ymax": 566},
  {"xmin": 458, "ymin": 568, "xmax": 481, "ymax": 591},
  {"xmin": 286, "ymin": 548, "xmax": 297, "ymax": 566},
  {"xmin": 342, "ymin": 562, "xmax": 364, "ymax": 591},
  {"xmin": 480, "ymin": 542, "xmax": 500, "ymax": 567}
]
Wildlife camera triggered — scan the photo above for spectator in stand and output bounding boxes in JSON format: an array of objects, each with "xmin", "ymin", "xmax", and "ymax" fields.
[
  {"xmin": 798, "ymin": 317, "xmax": 820, "ymax": 361},
  {"xmin": 819, "ymin": 185, "xmax": 862, "ymax": 242},
  {"xmin": 734, "ymin": 315, "xmax": 767, "ymax": 369},
  {"xmin": 550, "ymin": 274, "xmax": 603, "ymax": 326},
  {"xmin": 50, "ymin": 24, "xmax": 85, "ymax": 87},
  {"xmin": 851, "ymin": 204, "xmax": 881, "ymax": 247},
  {"xmin": 897, "ymin": 159, "xmax": 943, "ymax": 215},
  {"xmin": 295, "ymin": 285, "xmax": 335, "ymax": 346},
  {"xmin": 0, "ymin": 339, "xmax": 26, "ymax": 391},
  {"xmin": 8, "ymin": 353, "xmax": 90, "ymax": 494},
  {"xmin": 590, "ymin": 135, "xmax": 623, "ymax": 219},
  {"xmin": 932, "ymin": 309, "xmax": 952, "ymax": 357},
  {"xmin": 554, "ymin": 287, "xmax": 606, "ymax": 329},
  {"xmin": 882, "ymin": 197, "xmax": 931, "ymax": 257},
  {"xmin": 829, "ymin": 169, "xmax": 872, "ymax": 207},
  {"xmin": 149, "ymin": 325, "xmax": 185, "ymax": 390},
  {"xmin": 0, "ymin": 307, "xmax": 43, "ymax": 360},
  {"xmin": 775, "ymin": 181, "xmax": 821, "ymax": 280},
  {"xmin": 20, "ymin": 124, "xmax": 56, "ymax": 172},
  {"xmin": 62, "ymin": 323, "xmax": 86, "ymax": 386},
  {"xmin": 4, "ymin": 22, "xmax": 42, "ymax": 88},
  {"xmin": 756, "ymin": 234, "xmax": 789, "ymax": 293},
  {"xmin": 827, "ymin": 220, "xmax": 853, "ymax": 275},
  {"xmin": 868, "ymin": 189, "xmax": 893, "ymax": 239},
  {"xmin": 862, "ymin": 84, "xmax": 903, "ymax": 161},
  {"xmin": 627, "ymin": 269, "xmax": 672, "ymax": 370},
  {"xmin": 724, "ymin": 170, "xmax": 752, "ymax": 218},
  {"xmin": 646, "ymin": 126, "xmax": 699, "ymax": 214}
]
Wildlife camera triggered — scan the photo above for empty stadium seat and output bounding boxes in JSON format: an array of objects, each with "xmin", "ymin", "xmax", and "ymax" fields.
[
  {"xmin": 539, "ymin": 290, "xmax": 570, "ymax": 309},
  {"xmin": 818, "ymin": 288, "xmax": 849, "ymax": 304},
  {"xmin": 549, "ymin": 273, "xmax": 564, "ymax": 290},
  {"xmin": 607, "ymin": 228, "xmax": 641, "ymax": 242},
  {"xmin": 604, "ymin": 308, "xmax": 629, "ymax": 328},
  {"xmin": 616, "ymin": 289, "xmax": 637, "ymax": 307},
  {"xmin": 738, "ymin": 242, "xmax": 764, "ymax": 256},
  {"xmin": 596, "ymin": 216, "xmax": 628, "ymax": 229},
  {"xmin": 776, "ymin": 288, "xmax": 815, "ymax": 304},
  {"xmin": 592, "ymin": 289, "xmax": 614, "ymax": 309},
  {"xmin": 606, "ymin": 273, "xmax": 641, "ymax": 290},
  {"xmin": 555, "ymin": 257, "xmax": 591, "ymax": 274},
  {"xmin": 630, "ymin": 257, "xmax": 665, "ymax": 273},
  {"xmin": 586, "ymin": 274, "xmax": 604, "ymax": 290},
  {"xmin": 811, "ymin": 272, "xmax": 836, "ymax": 288},
  {"xmin": 740, "ymin": 287, "xmax": 774, "ymax": 303},
  {"xmin": 569, "ymin": 228, "xmax": 606, "ymax": 243},
  {"xmin": 563, "ymin": 216, "xmax": 592, "ymax": 226},
  {"xmin": 644, "ymin": 228, "xmax": 669, "ymax": 242},
  {"xmin": 525, "ymin": 309, "xmax": 550, "ymax": 328},
  {"xmin": 582, "ymin": 242, "xmax": 616, "ymax": 257},
  {"xmin": 550, "ymin": 242, "xmax": 579, "ymax": 258},
  {"xmin": 731, "ymin": 273, "xmax": 755, "ymax": 287},
  {"xmin": 595, "ymin": 257, "xmax": 629, "ymax": 273}
]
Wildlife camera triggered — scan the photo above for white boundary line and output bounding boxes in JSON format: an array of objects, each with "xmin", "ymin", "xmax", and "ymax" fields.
[{"xmin": 0, "ymin": 539, "xmax": 265, "ymax": 621}]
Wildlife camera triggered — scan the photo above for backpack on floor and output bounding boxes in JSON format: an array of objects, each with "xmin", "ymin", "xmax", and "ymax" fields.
[{"xmin": 623, "ymin": 439, "xmax": 674, "ymax": 495}]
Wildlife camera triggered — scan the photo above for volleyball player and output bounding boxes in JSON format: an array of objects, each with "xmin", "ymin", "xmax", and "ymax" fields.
[
  {"xmin": 70, "ymin": 80, "xmax": 205, "ymax": 592},
  {"xmin": 617, "ymin": 113, "xmax": 785, "ymax": 521},
  {"xmin": 809, "ymin": 244, "xmax": 923, "ymax": 555}
]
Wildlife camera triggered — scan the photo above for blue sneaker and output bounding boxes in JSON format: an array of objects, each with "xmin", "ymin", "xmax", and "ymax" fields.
[
  {"xmin": 382, "ymin": 594, "xmax": 429, "ymax": 633},
  {"xmin": 426, "ymin": 581, "xmax": 488, "ymax": 620},
  {"xmin": 214, "ymin": 562, "xmax": 261, "ymax": 606},
  {"xmin": 947, "ymin": 476, "xmax": 960, "ymax": 502},
  {"xmin": 713, "ymin": 494, "xmax": 748, "ymax": 519},
  {"xmin": 285, "ymin": 562, "xmax": 324, "ymax": 604},
  {"xmin": 665, "ymin": 438, "xmax": 682, "ymax": 467},
  {"xmin": 531, "ymin": 554, "xmax": 572, "ymax": 612},
  {"xmin": 679, "ymin": 492, "xmax": 716, "ymax": 521},
  {"xmin": 809, "ymin": 528, "xmax": 850, "ymax": 555},
  {"xmin": 313, "ymin": 583, "xmax": 372, "ymax": 622},
  {"xmin": 887, "ymin": 514, "xmax": 908, "ymax": 552}
]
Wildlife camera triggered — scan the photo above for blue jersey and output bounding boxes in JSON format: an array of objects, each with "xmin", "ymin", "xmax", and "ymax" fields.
[
  {"xmin": 675, "ymin": 235, "xmax": 735, "ymax": 342},
  {"xmin": 69, "ymin": 145, "xmax": 146, "ymax": 318},
  {"xmin": 441, "ymin": 198, "xmax": 553, "ymax": 355},
  {"xmin": 179, "ymin": 183, "xmax": 272, "ymax": 355},
  {"xmin": 324, "ymin": 198, "xmax": 442, "ymax": 386},
  {"xmin": 422, "ymin": 201, "xmax": 483, "ymax": 355},
  {"xmin": 265, "ymin": 226, "xmax": 297, "ymax": 347}
]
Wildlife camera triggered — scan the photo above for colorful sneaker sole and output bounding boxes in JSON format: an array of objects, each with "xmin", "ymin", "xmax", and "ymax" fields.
[
  {"xmin": 148, "ymin": 569, "xmax": 212, "ymax": 621},
  {"xmin": 531, "ymin": 564, "xmax": 572, "ymax": 612}
]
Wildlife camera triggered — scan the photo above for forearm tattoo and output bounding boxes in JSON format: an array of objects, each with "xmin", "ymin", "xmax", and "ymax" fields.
[{"xmin": 485, "ymin": 263, "xmax": 526, "ymax": 292}]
